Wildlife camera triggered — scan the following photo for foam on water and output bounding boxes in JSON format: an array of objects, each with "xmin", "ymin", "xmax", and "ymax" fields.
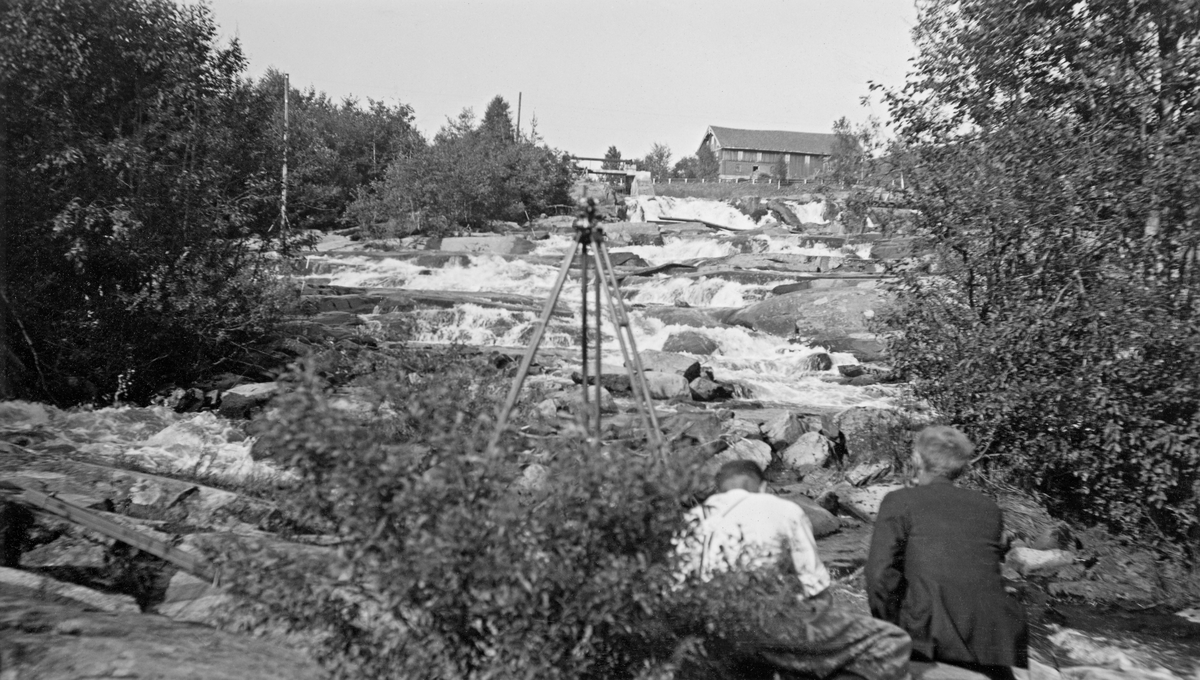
[
  {"xmin": 628, "ymin": 277, "xmax": 767, "ymax": 307},
  {"xmin": 0, "ymin": 401, "xmax": 286, "ymax": 483},
  {"xmin": 307, "ymin": 254, "xmax": 564, "ymax": 297},
  {"xmin": 626, "ymin": 196, "xmax": 766, "ymax": 230},
  {"xmin": 783, "ymin": 200, "xmax": 829, "ymax": 224},
  {"xmin": 614, "ymin": 238, "xmax": 738, "ymax": 265}
]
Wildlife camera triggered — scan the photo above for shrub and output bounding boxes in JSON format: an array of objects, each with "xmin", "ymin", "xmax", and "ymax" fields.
[
  {"xmin": 217, "ymin": 347, "xmax": 743, "ymax": 679},
  {"xmin": 880, "ymin": 0, "xmax": 1200, "ymax": 543}
]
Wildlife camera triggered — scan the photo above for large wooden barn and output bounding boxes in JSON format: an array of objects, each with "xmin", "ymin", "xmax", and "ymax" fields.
[{"xmin": 700, "ymin": 126, "xmax": 837, "ymax": 181}]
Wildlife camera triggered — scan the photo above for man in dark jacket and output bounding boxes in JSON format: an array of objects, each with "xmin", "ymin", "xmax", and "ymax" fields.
[{"xmin": 865, "ymin": 426, "xmax": 1027, "ymax": 680}]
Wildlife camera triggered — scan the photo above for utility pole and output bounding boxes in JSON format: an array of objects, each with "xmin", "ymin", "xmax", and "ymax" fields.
[
  {"xmin": 280, "ymin": 73, "xmax": 290, "ymax": 252},
  {"xmin": 516, "ymin": 92, "xmax": 522, "ymax": 141}
]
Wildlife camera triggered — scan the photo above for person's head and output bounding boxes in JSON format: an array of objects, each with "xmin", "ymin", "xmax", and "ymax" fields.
[
  {"xmin": 912, "ymin": 425, "xmax": 975, "ymax": 481},
  {"xmin": 714, "ymin": 460, "xmax": 766, "ymax": 493}
]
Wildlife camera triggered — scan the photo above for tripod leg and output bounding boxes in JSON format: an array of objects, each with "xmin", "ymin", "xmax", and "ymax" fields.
[
  {"xmin": 590, "ymin": 241, "xmax": 665, "ymax": 456},
  {"xmin": 580, "ymin": 240, "xmax": 589, "ymax": 426},
  {"xmin": 487, "ymin": 237, "xmax": 582, "ymax": 453},
  {"xmin": 593, "ymin": 235, "xmax": 603, "ymax": 444}
]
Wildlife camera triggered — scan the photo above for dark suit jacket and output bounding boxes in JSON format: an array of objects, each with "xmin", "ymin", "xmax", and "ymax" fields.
[{"xmin": 865, "ymin": 479, "xmax": 1028, "ymax": 668}]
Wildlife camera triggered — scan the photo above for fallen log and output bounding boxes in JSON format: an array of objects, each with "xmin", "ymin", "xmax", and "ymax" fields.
[{"xmin": 0, "ymin": 478, "xmax": 220, "ymax": 584}]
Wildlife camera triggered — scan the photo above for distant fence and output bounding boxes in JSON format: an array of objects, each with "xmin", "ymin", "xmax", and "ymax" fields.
[{"xmin": 653, "ymin": 175, "xmax": 906, "ymax": 190}]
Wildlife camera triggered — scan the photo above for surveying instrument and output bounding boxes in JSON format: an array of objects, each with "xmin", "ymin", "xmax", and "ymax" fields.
[{"xmin": 487, "ymin": 198, "xmax": 665, "ymax": 457}]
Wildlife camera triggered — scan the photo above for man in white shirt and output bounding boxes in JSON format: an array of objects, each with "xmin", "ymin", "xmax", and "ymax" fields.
[{"xmin": 676, "ymin": 460, "xmax": 911, "ymax": 680}]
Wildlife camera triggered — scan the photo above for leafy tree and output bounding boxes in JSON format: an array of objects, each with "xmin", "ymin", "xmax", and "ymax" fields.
[
  {"xmin": 347, "ymin": 99, "xmax": 574, "ymax": 234},
  {"xmin": 772, "ymin": 156, "xmax": 789, "ymax": 183},
  {"xmin": 825, "ymin": 117, "xmax": 866, "ymax": 185},
  {"xmin": 881, "ymin": 0, "xmax": 1200, "ymax": 540},
  {"xmin": 672, "ymin": 155, "xmax": 700, "ymax": 179},
  {"xmin": 639, "ymin": 142, "xmax": 673, "ymax": 181},
  {"xmin": 481, "ymin": 94, "xmax": 514, "ymax": 142},
  {"xmin": 602, "ymin": 145, "xmax": 624, "ymax": 186},
  {"xmin": 0, "ymin": 0, "xmax": 290, "ymax": 403},
  {"xmin": 696, "ymin": 145, "xmax": 720, "ymax": 179}
]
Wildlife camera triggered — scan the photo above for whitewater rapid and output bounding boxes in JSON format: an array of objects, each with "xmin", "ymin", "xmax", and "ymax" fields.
[{"xmin": 304, "ymin": 227, "xmax": 899, "ymax": 412}]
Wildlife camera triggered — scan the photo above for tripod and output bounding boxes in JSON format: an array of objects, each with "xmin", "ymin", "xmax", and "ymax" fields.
[{"xmin": 487, "ymin": 199, "xmax": 665, "ymax": 457}]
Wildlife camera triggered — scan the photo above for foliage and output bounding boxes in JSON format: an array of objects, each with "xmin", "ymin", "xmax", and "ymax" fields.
[
  {"xmin": 696, "ymin": 145, "xmax": 720, "ymax": 180},
  {"xmin": 639, "ymin": 143, "xmax": 673, "ymax": 182},
  {"xmin": 346, "ymin": 97, "xmax": 575, "ymax": 234},
  {"xmin": 880, "ymin": 0, "xmax": 1200, "ymax": 541},
  {"xmin": 772, "ymin": 155, "xmax": 789, "ymax": 183},
  {"xmin": 671, "ymin": 155, "xmax": 701, "ymax": 180},
  {"xmin": 601, "ymin": 145, "xmax": 625, "ymax": 186},
  {"xmin": 0, "ymin": 0, "xmax": 296, "ymax": 403},
  {"xmin": 213, "ymin": 348, "xmax": 812, "ymax": 679}
]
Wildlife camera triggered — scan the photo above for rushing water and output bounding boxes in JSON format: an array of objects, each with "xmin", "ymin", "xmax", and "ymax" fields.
[{"xmin": 304, "ymin": 229, "xmax": 900, "ymax": 413}]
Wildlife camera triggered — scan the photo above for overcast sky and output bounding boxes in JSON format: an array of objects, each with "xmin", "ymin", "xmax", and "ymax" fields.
[{"xmin": 204, "ymin": 0, "xmax": 918, "ymax": 161}]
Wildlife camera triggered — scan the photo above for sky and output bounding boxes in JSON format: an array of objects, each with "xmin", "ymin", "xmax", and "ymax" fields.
[{"xmin": 204, "ymin": 0, "xmax": 919, "ymax": 161}]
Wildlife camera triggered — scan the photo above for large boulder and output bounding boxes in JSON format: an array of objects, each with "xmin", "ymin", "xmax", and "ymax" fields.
[
  {"xmin": 663, "ymin": 331, "xmax": 720, "ymax": 356},
  {"xmin": 637, "ymin": 350, "xmax": 702, "ymax": 382},
  {"xmin": 729, "ymin": 288, "xmax": 890, "ymax": 337},
  {"xmin": 1006, "ymin": 547, "xmax": 1076, "ymax": 577},
  {"xmin": 643, "ymin": 372, "xmax": 690, "ymax": 399},
  {"xmin": 808, "ymin": 333, "xmax": 890, "ymax": 362},
  {"xmin": 689, "ymin": 377, "xmax": 733, "ymax": 402},
  {"xmin": 0, "ymin": 588, "xmax": 322, "ymax": 679},
  {"xmin": 571, "ymin": 363, "xmax": 632, "ymax": 394},
  {"xmin": 218, "ymin": 382, "xmax": 279, "ymax": 419},
  {"xmin": 557, "ymin": 385, "xmax": 618, "ymax": 415},
  {"xmin": 707, "ymin": 438, "xmax": 773, "ymax": 474},
  {"xmin": 839, "ymin": 485, "xmax": 903, "ymax": 522},
  {"xmin": 762, "ymin": 411, "xmax": 805, "ymax": 451},
  {"xmin": 427, "ymin": 235, "xmax": 536, "ymax": 255},
  {"xmin": 662, "ymin": 410, "xmax": 731, "ymax": 452},
  {"xmin": 781, "ymin": 432, "xmax": 835, "ymax": 472},
  {"xmin": 774, "ymin": 491, "xmax": 841, "ymax": 538}
]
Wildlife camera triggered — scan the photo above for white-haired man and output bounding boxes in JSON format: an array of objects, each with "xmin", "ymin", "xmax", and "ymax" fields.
[{"xmin": 866, "ymin": 426, "xmax": 1028, "ymax": 680}]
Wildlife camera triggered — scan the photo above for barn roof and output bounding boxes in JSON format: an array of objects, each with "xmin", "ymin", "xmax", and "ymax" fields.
[{"xmin": 704, "ymin": 126, "xmax": 837, "ymax": 155}]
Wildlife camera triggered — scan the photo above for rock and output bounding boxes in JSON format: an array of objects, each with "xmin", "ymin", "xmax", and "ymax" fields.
[
  {"xmin": 774, "ymin": 490, "xmax": 841, "ymax": 538},
  {"xmin": 535, "ymin": 398, "xmax": 558, "ymax": 420},
  {"xmin": 837, "ymin": 364, "xmax": 866, "ymax": 378},
  {"xmin": 20, "ymin": 534, "xmax": 108, "ymax": 569},
  {"xmin": 608, "ymin": 251, "xmax": 650, "ymax": 268},
  {"xmin": 637, "ymin": 350, "xmax": 702, "ymax": 382},
  {"xmin": 218, "ymin": 382, "xmax": 280, "ymax": 418},
  {"xmin": 689, "ymin": 377, "xmax": 733, "ymax": 402},
  {"xmin": 570, "ymin": 363, "xmax": 632, "ymax": 393},
  {"xmin": 1030, "ymin": 523, "xmax": 1075, "ymax": 551},
  {"xmin": 723, "ymin": 418, "xmax": 763, "ymax": 442},
  {"xmin": 157, "ymin": 570, "xmax": 236, "ymax": 624},
  {"xmin": 662, "ymin": 331, "xmax": 720, "ymax": 355},
  {"xmin": 781, "ymin": 432, "xmax": 834, "ymax": 471},
  {"xmin": 662, "ymin": 411, "xmax": 730, "ymax": 450},
  {"xmin": 845, "ymin": 461, "xmax": 891, "ymax": 487},
  {"xmin": 0, "ymin": 567, "xmax": 140, "ymax": 613},
  {"xmin": 848, "ymin": 374, "xmax": 880, "ymax": 386},
  {"xmin": 1006, "ymin": 547, "xmax": 1076, "ymax": 577},
  {"xmin": 514, "ymin": 464, "xmax": 550, "ymax": 494},
  {"xmin": 309, "ymin": 310, "xmax": 363, "ymax": 327},
  {"xmin": 643, "ymin": 372, "xmax": 690, "ymax": 399},
  {"xmin": 808, "ymin": 333, "xmax": 890, "ymax": 362},
  {"xmin": 707, "ymin": 438, "xmax": 773, "ymax": 473},
  {"xmin": 1, "ymin": 501, "xmax": 34, "ymax": 567},
  {"xmin": 557, "ymin": 385, "xmax": 618, "ymax": 415},
  {"xmin": 640, "ymin": 305, "xmax": 727, "ymax": 329},
  {"xmin": 762, "ymin": 412, "xmax": 805, "ymax": 451},
  {"xmin": 428, "ymin": 235, "xmax": 536, "ymax": 255},
  {"xmin": 729, "ymin": 288, "xmax": 889, "ymax": 337},
  {"xmin": 835, "ymin": 406, "xmax": 915, "ymax": 466},
  {"xmin": 839, "ymin": 485, "xmax": 903, "ymax": 522},
  {"xmin": 0, "ymin": 588, "xmax": 322, "ymax": 679},
  {"xmin": 799, "ymin": 352, "xmax": 834, "ymax": 371}
]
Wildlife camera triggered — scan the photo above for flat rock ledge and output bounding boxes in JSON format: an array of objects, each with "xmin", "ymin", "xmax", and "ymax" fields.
[{"xmin": 0, "ymin": 586, "xmax": 322, "ymax": 680}]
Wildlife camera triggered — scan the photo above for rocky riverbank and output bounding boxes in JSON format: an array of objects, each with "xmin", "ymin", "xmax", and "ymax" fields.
[{"xmin": 2, "ymin": 201, "xmax": 1197, "ymax": 677}]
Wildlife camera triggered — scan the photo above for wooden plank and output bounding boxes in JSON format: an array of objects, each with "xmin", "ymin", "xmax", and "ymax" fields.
[{"xmin": 0, "ymin": 479, "xmax": 220, "ymax": 585}]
